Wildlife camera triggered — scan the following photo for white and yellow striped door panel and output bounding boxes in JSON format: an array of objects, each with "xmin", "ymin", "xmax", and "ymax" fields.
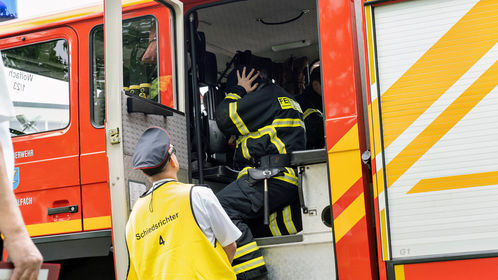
[{"xmin": 368, "ymin": 0, "xmax": 498, "ymax": 259}]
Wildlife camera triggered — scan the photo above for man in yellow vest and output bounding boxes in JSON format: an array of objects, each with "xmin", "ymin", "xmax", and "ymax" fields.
[{"xmin": 126, "ymin": 127, "xmax": 241, "ymax": 279}]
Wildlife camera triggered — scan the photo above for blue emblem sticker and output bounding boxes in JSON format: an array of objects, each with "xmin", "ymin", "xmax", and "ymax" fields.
[{"xmin": 12, "ymin": 167, "xmax": 19, "ymax": 190}]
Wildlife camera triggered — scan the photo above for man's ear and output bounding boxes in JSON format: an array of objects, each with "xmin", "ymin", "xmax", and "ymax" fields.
[{"xmin": 170, "ymin": 154, "xmax": 179, "ymax": 169}]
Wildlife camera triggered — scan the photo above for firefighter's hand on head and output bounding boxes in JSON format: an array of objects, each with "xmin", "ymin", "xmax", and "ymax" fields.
[{"xmin": 237, "ymin": 67, "xmax": 259, "ymax": 94}]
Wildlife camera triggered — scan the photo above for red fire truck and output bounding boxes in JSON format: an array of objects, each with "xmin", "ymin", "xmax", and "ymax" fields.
[{"xmin": 1, "ymin": 0, "xmax": 497, "ymax": 279}]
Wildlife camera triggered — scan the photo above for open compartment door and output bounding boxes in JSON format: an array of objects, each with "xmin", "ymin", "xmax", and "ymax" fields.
[{"xmin": 104, "ymin": 0, "xmax": 185, "ymax": 278}]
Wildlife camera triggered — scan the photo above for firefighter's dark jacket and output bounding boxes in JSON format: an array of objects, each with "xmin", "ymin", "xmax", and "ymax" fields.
[
  {"xmin": 216, "ymin": 83, "xmax": 306, "ymax": 168},
  {"xmin": 295, "ymin": 88, "xmax": 325, "ymax": 149}
]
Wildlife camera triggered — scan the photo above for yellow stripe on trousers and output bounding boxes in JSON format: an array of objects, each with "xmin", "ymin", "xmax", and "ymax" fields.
[
  {"xmin": 373, "ymin": 0, "xmax": 498, "ymax": 156},
  {"xmin": 233, "ymin": 256, "xmax": 265, "ymax": 274},
  {"xmin": 386, "ymin": 62, "xmax": 498, "ymax": 189},
  {"xmin": 234, "ymin": 242, "xmax": 258, "ymax": 260}
]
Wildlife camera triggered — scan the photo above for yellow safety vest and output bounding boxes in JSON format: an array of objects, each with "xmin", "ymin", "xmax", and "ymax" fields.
[{"xmin": 126, "ymin": 181, "xmax": 236, "ymax": 280}]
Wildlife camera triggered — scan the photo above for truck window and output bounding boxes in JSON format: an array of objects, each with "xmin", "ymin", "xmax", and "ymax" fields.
[
  {"xmin": 2, "ymin": 39, "xmax": 70, "ymax": 136},
  {"xmin": 91, "ymin": 16, "xmax": 161, "ymax": 127}
]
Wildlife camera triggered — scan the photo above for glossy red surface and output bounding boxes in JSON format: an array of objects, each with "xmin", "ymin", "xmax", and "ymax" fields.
[
  {"xmin": 1, "ymin": 27, "xmax": 81, "ymax": 231},
  {"xmin": 335, "ymin": 216, "xmax": 376, "ymax": 279},
  {"xmin": 403, "ymin": 258, "xmax": 498, "ymax": 280},
  {"xmin": 17, "ymin": 186, "xmax": 81, "ymax": 228},
  {"xmin": 81, "ymin": 182, "xmax": 111, "ymax": 230},
  {"xmin": 319, "ymin": 0, "xmax": 378, "ymax": 278}
]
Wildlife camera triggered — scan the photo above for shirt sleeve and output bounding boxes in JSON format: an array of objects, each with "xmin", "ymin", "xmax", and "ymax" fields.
[{"xmin": 192, "ymin": 186, "xmax": 242, "ymax": 247}]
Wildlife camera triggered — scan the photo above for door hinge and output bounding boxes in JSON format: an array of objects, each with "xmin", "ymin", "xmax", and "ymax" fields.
[
  {"xmin": 109, "ymin": 128, "xmax": 120, "ymax": 144},
  {"xmin": 361, "ymin": 150, "xmax": 371, "ymax": 169}
]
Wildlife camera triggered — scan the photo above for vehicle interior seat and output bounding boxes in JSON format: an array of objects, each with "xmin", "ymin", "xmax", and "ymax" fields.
[{"xmin": 192, "ymin": 31, "xmax": 239, "ymax": 183}]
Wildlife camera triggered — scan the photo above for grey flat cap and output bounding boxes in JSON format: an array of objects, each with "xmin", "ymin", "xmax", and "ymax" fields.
[{"xmin": 132, "ymin": 127, "xmax": 172, "ymax": 170}]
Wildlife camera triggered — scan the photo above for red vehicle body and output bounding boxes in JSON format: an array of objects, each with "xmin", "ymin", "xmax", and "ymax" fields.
[{"xmin": 2, "ymin": 0, "xmax": 497, "ymax": 279}]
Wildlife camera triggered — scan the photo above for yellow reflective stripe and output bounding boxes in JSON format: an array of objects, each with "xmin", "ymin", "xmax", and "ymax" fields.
[
  {"xmin": 283, "ymin": 205, "xmax": 297, "ymax": 234},
  {"xmin": 235, "ymin": 118, "xmax": 304, "ymax": 145},
  {"xmin": 285, "ymin": 167, "xmax": 296, "ymax": 177},
  {"xmin": 365, "ymin": 5, "xmax": 375, "ymax": 85},
  {"xmin": 394, "ymin": 265, "xmax": 406, "ymax": 280},
  {"xmin": 385, "ymin": 62, "xmax": 498, "ymax": 189},
  {"xmin": 379, "ymin": 0, "xmax": 498, "ymax": 149},
  {"xmin": 26, "ymin": 219, "xmax": 82, "ymax": 237},
  {"xmin": 229, "ymin": 102, "xmax": 250, "ymax": 135},
  {"xmin": 267, "ymin": 127, "xmax": 286, "ymax": 154},
  {"xmin": 233, "ymin": 256, "xmax": 265, "ymax": 274},
  {"xmin": 303, "ymin": 108, "xmax": 322, "ymax": 119},
  {"xmin": 274, "ymin": 168, "xmax": 298, "ymax": 186},
  {"xmin": 239, "ymin": 167, "xmax": 297, "ymax": 185},
  {"xmin": 334, "ymin": 193, "xmax": 365, "ymax": 242},
  {"xmin": 408, "ymin": 171, "xmax": 498, "ymax": 194},
  {"xmin": 225, "ymin": 93, "xmax": 242, "ymax": 100},
  {"xmin": 83, "ymin": 215, "xmax": 111, "ymax": 230},
  {"xmin": 272, "ymin": 118, "xmax": 305, "ymax": 128},
  {"xmin": 237, "ymin": 167, "xmax": 252, "ymax": 180},
  {"xmin": 236, "ymin": 241, "xmax": 257, "ymax": 252},
  {"xmin": 237, "ymin": 127, "xmax": 287, "ymax": 160},
  {"xmin": 380, "ymin": 209, "xmax": 389, "ymax": 260},
  {"xmin": 269, "ymin": 212, "xmax": 282, "ymax": 236},
  {"xmin": 235, "ymin": 118, "xmax": 303, "ymax": 159},
  {"xmin": 241, "ymin": 139, "xmax": 252, "ymax": 160},
  {"xmin": 234, "ymin": 241, "xmax": 259, "ymax": 260},
  {"xmin": 274, "ymin": 174, "xmax": 298, "ymax": 186}
]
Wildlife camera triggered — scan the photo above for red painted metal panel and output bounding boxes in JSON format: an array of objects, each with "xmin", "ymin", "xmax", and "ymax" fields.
[
  {"xmin": 0, "ymin": 27, "xmax": 82, "ymax": 234},
  {"xmin": 335, "ymin": 216, "xmax": 376, "ymax": 280},
  {"xmin": 403, "ymin": 258, "xmax": 498, "ymax": 280},
  {"xmin": 15, "ymin": 156, "xmax": 79, "ymax": 193},
  {"xmin": 17, "ymin": 186, "xmax": 82, "ymax": 236},
  {"xmin": 82, "ymin": 182, "xmax": 111, "ymax": 230},
  {"xmin": 80, "ymin": 152, "xmax": 108, "ymax": 186},
  {"xmin": 319, "ymin": 0, "xmax": 378, "ymax": 278},
  {"xmin": 325, "ymin": 117, "xmax": 357, "ymax": 151}
]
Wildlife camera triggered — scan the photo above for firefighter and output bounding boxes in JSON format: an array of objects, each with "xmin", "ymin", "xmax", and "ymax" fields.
[
  {"xmin": 295, "ymin": 66, "xmax": 325, "ymax": 149},
  {"xmin": 126, "ymin": 127, "xmax": 241, "ymax": 280},
  {"xmin": 215, "ymin": 66, "xmax": 306, "ymax": 280}
]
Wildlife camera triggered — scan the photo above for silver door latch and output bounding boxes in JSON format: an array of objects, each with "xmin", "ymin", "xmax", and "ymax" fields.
[{"xmin": 109, "ymin": 128, "xmax": 120, "ymax": 144}]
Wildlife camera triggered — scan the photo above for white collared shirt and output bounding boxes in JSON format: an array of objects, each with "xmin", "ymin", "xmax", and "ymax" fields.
[{"xmin": 151, "ymin": 179, "xmax": 241, "ymax": 247}]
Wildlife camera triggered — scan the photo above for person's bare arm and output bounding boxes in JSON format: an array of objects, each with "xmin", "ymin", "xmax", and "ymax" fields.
[
  {"xmin": 222, "ymin": 241, "xmax": 237, "ymax": 264},
  {"xmin": 0, "ymin": 142, "xmax": 42, "ymax": 280}
]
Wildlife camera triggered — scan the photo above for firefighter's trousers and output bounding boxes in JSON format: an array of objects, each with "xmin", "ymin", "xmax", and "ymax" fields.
[{"xmin": 216, "ymin": 174, "xmax": 298, "ymax": 280}]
